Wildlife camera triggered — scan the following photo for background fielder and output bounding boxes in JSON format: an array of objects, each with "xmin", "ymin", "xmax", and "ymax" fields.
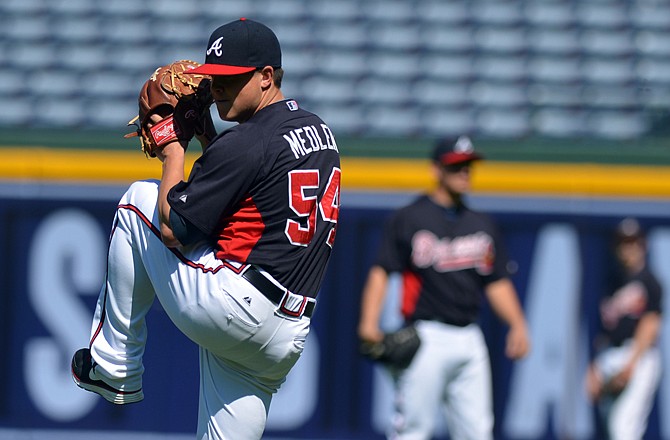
[
  {"xmin": 358, "ymin": 136, "xmax": 530, "ymax": 440},
  {"xmin": 585, "ymin": 218, "xmax": 662, "ymax": 440}
]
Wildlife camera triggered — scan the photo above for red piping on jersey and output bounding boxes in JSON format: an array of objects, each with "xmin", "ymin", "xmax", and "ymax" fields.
[
  {"xmin": 401, "ymin": 270, "xmax": 422, "ymax": 320},
  {"xmin": 118, "ymin": 203, "xmax": 245, "ymax": 274},
  {"xmin": 215, "ymin": 195, "xmax": 264, "ymax": 262},
  {"xmin": 89, "ymin": 203, "xmax": 247, "ymax": 347},
  {"xmin": 89, "ymin": 217, "xmax": 120, "ymax": 348}
]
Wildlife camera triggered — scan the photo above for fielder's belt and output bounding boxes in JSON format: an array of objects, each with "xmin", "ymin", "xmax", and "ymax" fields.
[{"xmin": 242, "ymin": 266, "xmax": 316, "ymax": 318}]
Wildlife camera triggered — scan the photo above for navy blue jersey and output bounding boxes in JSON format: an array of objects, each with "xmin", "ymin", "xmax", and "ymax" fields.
[
  {"xmin": 599, "ymin": 267, "xmax": 662, "ymax": 347},
  {"xmin": 168, "ymin": 99, "xmax": 341, "ymax": 297},
  {"xmin": 376, "ymin": 195, "xmax": 509, "ymax": 326}
]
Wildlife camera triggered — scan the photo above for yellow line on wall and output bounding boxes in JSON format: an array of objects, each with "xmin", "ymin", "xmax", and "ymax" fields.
[
  {"xmin": 341, "ymin": 158, "xmax": 670, "ymax": 198},
  {"xmin": 1, "ymin": 148, "xmax": 669, "ymax": 198},
  {"xmin": 0, "ymin": 148, "xmax": 160, "ymax": 181},
  {"xmin": 475, "ymin": 161, "xmax": 670, "ymax": 198}
]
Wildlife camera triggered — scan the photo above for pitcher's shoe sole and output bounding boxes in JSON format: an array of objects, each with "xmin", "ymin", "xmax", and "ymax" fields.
[{"xmin": 71, "ymin": 348, "xmax": 143, "ymax": 404}]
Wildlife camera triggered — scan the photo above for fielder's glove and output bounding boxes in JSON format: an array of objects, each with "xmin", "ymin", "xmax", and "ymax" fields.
[
  {"xmin": 359, "ymin": 325, "xmax": 421, "ymax": 370},
  {"xmin": 600, "ymin": 373, "xmax": 627, "ymax": 398},
  {"xmin": 125, "ymin": 60, "xmax": 216, "ymax": 157}
]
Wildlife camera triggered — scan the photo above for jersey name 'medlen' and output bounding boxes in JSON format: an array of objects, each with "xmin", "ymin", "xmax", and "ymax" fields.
[{"xmin": 283, "ymin": 124, "xmax": 339, "ymax": 159}]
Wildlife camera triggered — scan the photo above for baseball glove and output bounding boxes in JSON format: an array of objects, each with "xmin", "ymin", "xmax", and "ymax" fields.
[
  {"xmin": 359, "ymin": 325, "xmax": 421, "ymax": 369},
  {"xmin": 124, "ymin": 60, "xmax": 215, "ymax": 157}
]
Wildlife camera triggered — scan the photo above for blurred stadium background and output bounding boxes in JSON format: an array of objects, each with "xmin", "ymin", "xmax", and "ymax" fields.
[
  {"xmin": 3, "ymin": 0, "xmax": 670, "ymax": 147},
  {"xmin": 1, "ymin": 1, "xmax": 670, "ymax": 439}
]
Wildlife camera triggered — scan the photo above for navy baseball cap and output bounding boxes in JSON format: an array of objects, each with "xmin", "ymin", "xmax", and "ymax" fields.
[
  {"xmin": 432, "ymin": 136, "xmax": 483, "ymax": 166},
  {"xmin": 615, "ymin": 217, "xmax": 645, "ymax": 243},
  {"xmin": 187, "ymin": 18, "xmax": 281, "ymax": 76}
]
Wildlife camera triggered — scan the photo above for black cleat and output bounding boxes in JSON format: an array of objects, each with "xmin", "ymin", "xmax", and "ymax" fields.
[{"xmin": 71, "ymin": 348, "xmax": 144, "ymax": 404}]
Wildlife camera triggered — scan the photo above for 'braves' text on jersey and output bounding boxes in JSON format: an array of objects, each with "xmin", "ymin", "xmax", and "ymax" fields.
[
  {"xmin": 376, "ymin": 195, "xmax": 509, "ymax": 326},
  {"xmin": 600, "ymin": 268, "xmax": 662, "ymax": 347},
  {"xmin": 168, "ymin": 99, "xmax": 341, "ymax": 298}
]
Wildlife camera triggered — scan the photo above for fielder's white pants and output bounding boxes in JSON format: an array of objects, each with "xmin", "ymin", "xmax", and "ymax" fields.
[
  {"xmin": 88, "ymin": 180, "xmax": 311, "ymax": 440},
  {"xmin": 389, "ymin": 320, "xmax": 493, "ymax": 440},
  {"xmin": 594, "ymin": 343, "xmax": 661, "ymax": 440}
]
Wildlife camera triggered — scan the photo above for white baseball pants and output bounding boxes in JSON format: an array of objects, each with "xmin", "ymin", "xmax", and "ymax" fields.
[
  {"xmin": 594, "ymin": 343, "xmax": 661, "ymax": 440},
  {"xmin": 389, "ymin": 320, "xmax": 493, "ymax": 440},
  {"xmin": 88, "ymin": 180, "xmax": 311, "ymax": 440}
]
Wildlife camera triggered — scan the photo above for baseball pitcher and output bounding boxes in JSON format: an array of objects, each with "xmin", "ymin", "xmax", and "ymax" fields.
[{"xmin": 71, "ymin": 18, "xmax": 341, "ymax": 440}]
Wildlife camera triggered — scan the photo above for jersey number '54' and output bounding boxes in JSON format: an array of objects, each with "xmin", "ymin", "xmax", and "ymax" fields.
[{"xmin": 285, "ymin": 167, "xmax": 341, "ymax": 248}]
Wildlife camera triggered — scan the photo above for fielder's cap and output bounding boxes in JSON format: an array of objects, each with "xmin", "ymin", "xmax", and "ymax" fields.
[
  {"xmin": 187, "ymin": 18, "xmax": 281, "ymax": 76},
  {"xmin": 615, "ymin": 217, "xmax": 645, "ymax": 243},
  {"xmin": 432, "ymin": 135, "xmax": 483, "ymax": 166}
]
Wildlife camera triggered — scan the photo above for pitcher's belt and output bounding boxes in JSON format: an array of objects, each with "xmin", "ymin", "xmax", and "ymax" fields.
[{"xmin": 242, "ymin": 266, "xmax": 315, "ymax": 318}]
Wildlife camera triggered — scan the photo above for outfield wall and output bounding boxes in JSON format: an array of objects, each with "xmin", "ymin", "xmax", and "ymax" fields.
[{"xmin": 0, "ymin": 148, "xmax": 669, "ymax": 439}]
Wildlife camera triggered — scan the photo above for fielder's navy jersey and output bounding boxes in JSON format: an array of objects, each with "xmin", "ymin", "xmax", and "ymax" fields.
[
  {"xmin": 376, "ymin": 195, "xmax": 509, "ymax": 326},
  {"xmin": 599, "ymin": 267, "xmax": 662, "ymax": 347},
  {"xmin": 168, "ymin": 99, "xmax": 341, "ymax": 297}
]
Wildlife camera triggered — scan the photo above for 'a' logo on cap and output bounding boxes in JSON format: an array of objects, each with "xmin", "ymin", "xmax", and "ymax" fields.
[
  {"xmin": 454, "ymin": 136, "xmax": 474, "ymax": 154},
  {"xmin": 207, "ymin": 37, "xmax": 224, "ymax": 57}
]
